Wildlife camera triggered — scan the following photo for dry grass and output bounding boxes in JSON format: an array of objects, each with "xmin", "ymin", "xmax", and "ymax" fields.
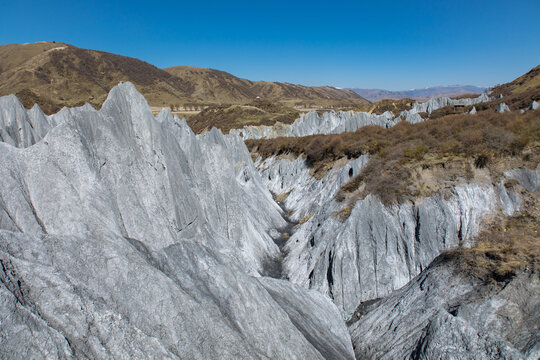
[
  {"xmin": 447, "ymin": 214, "xmax": 540, "ymax": 282},
  {"xmin": 364, "ymin": 98, "xmax": 414, "ymax": 115},
  {"xmin": 187, "ymin": 102, "xmax": 300, "ymax": 134},
  {"xmin": 275, "ymin": 190, "xmax": 292, "ymax": 203},
  {"xmin": 333, "ymin": 206, "xmax": 353, "ymax": 222},
  {"xmin": 0, "ymin": 42, "xmax": 370, "ymax": 115},
  {"xmin": 299, "ymin": 214, "xmax": 314, "ymax": 225},
  {"xmin": 247, "ymin": 109, "xmax": 540, "ymax": 204}
]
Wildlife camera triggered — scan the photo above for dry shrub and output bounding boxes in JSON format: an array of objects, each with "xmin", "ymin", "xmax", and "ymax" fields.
[
  {"xmin": 247, "ymin": 109, "xmax": 540, "ymax": 204},
  {"xmin": 447, "ymin": 214, "xmax": 540, "ymax": 282},
  {"xmin": 333, "ymin": 206, "xmax": 353, "ymax": 222},
  {"xmin": 299, "ymin": 214, "xmax": 314, "ymax": 225}
]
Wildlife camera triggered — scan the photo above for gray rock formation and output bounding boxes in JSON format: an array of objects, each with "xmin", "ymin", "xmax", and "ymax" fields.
[
  {"xmin": 531, "ymin": 100, "xmax": 539, "ymax": 110},
  {"xmin": 256, "ymin": 156, "xmax": 534, "ymax": 317},
  {"xmin": 497, "ymin": 102, "xmax": 511, "ymax": 113},
  {"xmin": 231, "ymin": 110, "xmax": 397, "ymax": 139},
  {"xmin": 410, "ymin": 93, "xmax": 491, "ymax": 114},
  {"xmin": 504, "ymin": 168, "xmax": 539, "ymax": 193},
  {"xmin": 0, "ymin": 83, "xmax": 354, "ymax": 359},
  {"xmin": 0, "ymin": 82, "xmax": 534, "ymax": 359},
  {"xmin": 348, "ymin": 255, "xmax": 539, "ymax": 359},
  {"xmin": 469, "ymin": 106, "xmax": 477, "ymax": 114},
  {"xmin": 495, "ymin": 168, "xmax": 539, "ymax": 216},
  {"xmin": 233, "ymin": 93, "xmax": 492, "ymax": 139},
  {"xmin": 396, "ymin": 93, "xmax": 491, "ymax": 123},
  {"xmin": 260, "ymin": 277, "xmax": 355, "ymax": 360},
  {"xmin": 0, "ymin": 97, "xmax": 55, "ymax": 147}
]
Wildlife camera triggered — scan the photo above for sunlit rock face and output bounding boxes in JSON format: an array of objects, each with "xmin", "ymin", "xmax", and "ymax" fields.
[
  {"xmin": 0, "ymin": 83, "xmax": 354, "ymax": 359},
  {"xmin": 409, "ymin": 93, "xmax": 491, "ymax": 114},
  {"xmin": 348, "ymin": 255, "xmax": 539, "ymax": 360},
  {"xmin": 256, "ymin": 155, "xmax": 534, "ymax": 318},
  {"xmin": 0, "ymin": 96, "xmax": 58, "ymax": 147},
  {"xmin": 231, "ymin": 93, "xmax": 492, "ymax": 139},
  {"xmin": 231, "ymin": 110, "xmax": 397, "ymax": 139},
  {"xmin": 497, "ymin": 102, "xmax": 511, "ymax": 113},
  {"xmin": 0, "ymin": 81, "xmax": 533, "ymax": 360}
]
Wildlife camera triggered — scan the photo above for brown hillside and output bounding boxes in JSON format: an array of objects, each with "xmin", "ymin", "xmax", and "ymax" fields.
[
  {"xmin": 0, "ymin": 41, "xmax": 369, "ymax": 114},
  {"xmin": 247, "ymin": 64, "xmax": 540, "ymax": 205},
  {"xmin": 164, "ymin": 65, "xmax": 369, "ymax": 108},
  {"xmin": 492, "ymin": 65, "xmax": 540, "ymax": 96},
  {"xmin": 489, "ymin": 65, "xmax": 540, "ymax": 110},
  {"xmin": 0, "ymin": 42, "xmax": 196, "ymax": 113},
  {"xmin": 187, "ymin": 102, "xmax": 300, "ymax": 134}
]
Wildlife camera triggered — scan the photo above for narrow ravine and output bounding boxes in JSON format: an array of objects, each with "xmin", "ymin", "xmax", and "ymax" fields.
[{"xmin": 263, "ymin": 192, "xmax": 299, "ymax": 279}]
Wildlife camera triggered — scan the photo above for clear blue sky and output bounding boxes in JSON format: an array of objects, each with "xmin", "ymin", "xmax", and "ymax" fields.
[{"xmin": 2, "ymin": 0, "xmax": 539, "ymax": 90}]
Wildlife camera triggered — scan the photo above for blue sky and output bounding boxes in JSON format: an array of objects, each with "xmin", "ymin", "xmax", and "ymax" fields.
[{"xmin": 2, "ymin": 0, "xmax": 539, "ymax": 90}]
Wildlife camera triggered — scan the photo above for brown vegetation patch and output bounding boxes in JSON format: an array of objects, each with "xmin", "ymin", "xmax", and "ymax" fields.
[
  {"xmin": 447, "ymin": 214, "xmax": 539, "ymax": 282},
  {"xmin": 275, "ymin": 189, "xmax": 292, "ymax": 203},
  {"xmin": 247, "ymin": 109, "xmax": 540, "ymax": 205},
  {"xmin": 299, "ymin": 214, "xmax": 314, "ymax": 225},
  {"xmin": 429, "ymin": 104, "xmax": 473, "ymax": 119},
  {"xmin": 365, "ymin": 98, "xmax": 414, "ymax": 115},
  {"xmin": 0, "ymin": 42, "xmax": 370, "ymax": 115},
  {"xmin": 187, "ymin": 102, "xmax": 300, "ymax": 134},
  {"xmin": 15, "ymin": 88, "xmax": 61, "ymax": 114}
]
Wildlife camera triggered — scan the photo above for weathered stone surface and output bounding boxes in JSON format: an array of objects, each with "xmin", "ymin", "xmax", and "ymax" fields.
[
  {"xmin": 260, "ymin": 277, "xmax": 355, "ymax": 360},
  {"xmin": 231, "ymin": 110, "xmax": 396, "ymax": 139},
  {"xmin": 0, "ymin": 83, "xmax": 354, "ymax": 359},
  {"xmin": 257, "ymin": 156, "xmax": 535, "ymax": 318},
  {"xmin": 1, "ymin": 230, "xmax": 346, "ymax": 359},
  {"xmin": 0, "ymin": 82, "xmax": 534, "ymax": 359},
  {"xmin": 233, "ymin": 93, "xmax": 492, "ymax": 139},
  {"xmin": 497, "ymin": 102, "xmax": 511, "ymax": 113},
  {"xmin": 504, "ymin": 168, "xmax": 539, "ymax": 193},
  {"xmin": 531, "ymin": 100, "xmax": 539, "ymax": 110},
  {"xmin": 0, "ymin": 96, "xmax": 51, "ymax": 147},
  {"xmin": 411, "ymin": 93, "xmax": 490, "ymax": 114},
  {"xmin": 348, "ymin": 255, "xmax": 539, "ymax": 360}
]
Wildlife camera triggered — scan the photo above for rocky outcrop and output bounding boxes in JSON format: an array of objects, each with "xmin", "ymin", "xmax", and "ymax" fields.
[
  {"xmin": 0, "ymin": 81, "xmax": 534, "ymax": 359},
  {"xmin": 531, "ymin": 100, "xmax": 539, "ymax": 110},
  {"xmin": 0, "ymin": 96, "xmax": 56, "ymax": 147},
  {"xmin": 397, "ymin": 93, "xmax": 492, "ymax": 123},
  {"xmin": 233, "ymin": 93, "xmax": 492, "ymax": 139},
  {"xmin": 0, "ymin": 83, "xmax": 354, "ymax": 359},
  {"xmin": 497, "ymin": 102, "xmax": 511, "ymax": 113},
  {"xmin": 348, "ymin": 255, "xmax": 539, "ymax": 359},
  {"xmin": 231, "ymin": 110, "xmax": 396, "ymax": 139},
  {"xmin": 410, "ymin": 93, "xmax": 491, "ymax": 114},
  {"xmin": 497, "ymin": 168, "xmax": 539, "ymax": 216},
  {"xmin": 260, "ymin": 277, "xmax": 355, "ymax": 360},
  {"xmin": 257, "ymin": 156, "xmax": 535, "ymax": 317}
]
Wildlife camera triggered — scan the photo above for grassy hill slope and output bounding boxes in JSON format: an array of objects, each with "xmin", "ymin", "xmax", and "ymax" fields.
[
  {"xmin": 164, "ymin": 65, "xmax": 369, "ymax": 108},
  {"xmin": 0, "ymin": 42, "xmax": 196, "ymax": 113},
  {"xmin": 0, "ymin": 42, "xmax": 369, "ymax": 114}
]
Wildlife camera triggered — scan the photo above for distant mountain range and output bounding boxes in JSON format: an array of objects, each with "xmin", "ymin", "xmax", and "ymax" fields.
[
  {"xmin": 349, "ymin": 85, "xmax": 487, "ymax": 102},
  {"xmin": 0, "ymin": 42, "xmax": 369, "ymax": 114}
]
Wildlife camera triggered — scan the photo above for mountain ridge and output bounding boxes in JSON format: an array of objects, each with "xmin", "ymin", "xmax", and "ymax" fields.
[
  {"xmin": 0, "ymin": 41, "xmax": 369, "ymax": 114},
  {"xmin": 164, "ymin": 65, "xmax": 365, "ymax": 106},
  {"xmin": 349, "ymin": 85, "xmax": 487, "ymax": 102}
]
